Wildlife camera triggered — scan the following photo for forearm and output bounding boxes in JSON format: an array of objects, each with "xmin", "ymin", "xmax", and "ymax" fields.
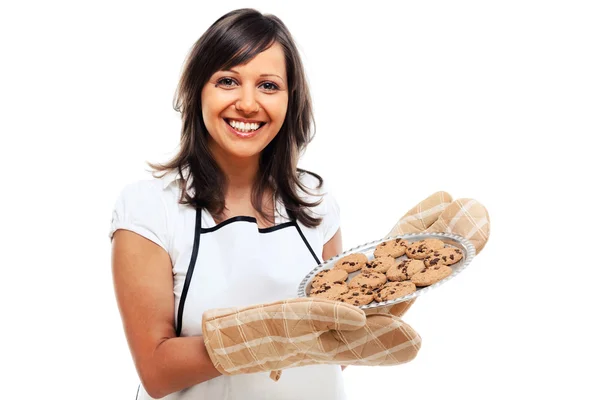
[{"xmin": 141, "ymin": 335, "xmax": 221, "ymax": 398}]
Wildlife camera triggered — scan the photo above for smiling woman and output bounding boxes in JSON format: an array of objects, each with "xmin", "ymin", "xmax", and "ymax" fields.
[{"xmin": 109, "ymin": 7, "xmax": 420, "ymax": 400}]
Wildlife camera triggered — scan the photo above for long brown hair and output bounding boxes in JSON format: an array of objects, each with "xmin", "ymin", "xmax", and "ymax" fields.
[{"xmin": 150, "ymin": 8, "xmax": 324, "ymax": 227}]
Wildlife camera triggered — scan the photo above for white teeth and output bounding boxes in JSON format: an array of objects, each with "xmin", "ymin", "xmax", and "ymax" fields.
[{"xmin": 227, "ymin": 119, "xmax": 262, "ymax": 132}]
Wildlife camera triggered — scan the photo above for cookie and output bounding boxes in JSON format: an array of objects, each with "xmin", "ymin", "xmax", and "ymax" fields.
[
  {"xmin": 309, "ymin": 282, "xmax": 349, "ymax": 300},
  {"xmin": 406, "ymin": 239, "xmax": 445, "ymax": 259},
  {"xmin": 334, "ymin": 253, "xmax": 368, "ymax": 273},
  {"xmin": 348, "ymin": 271, "xmax": 387, "ymax": 290},
  {"xmin": 424, "ymin": 247, "xmax": 464, "ymax": 267},
  {"xmin": 362, "ymin": 256, "xmax": 395, "ymax": 274},
  {"xmin": 374, "ymin": 281, "xmax": 417, "ymax": 302},
  {"xmin": 386, "ymin": 259, "xmax": 426, "ymax": 281},
  {"xmin": 373, "ymin": 238, "xmax": 409, "ymax": 258},
  {"xmin": 336, "ymin": 287, "xmax": 376, "ymax": 306},
  {"xmin": 411, "ymin": 265, "xmax": 453, "ymax": 287},
  {"xmin": 423, "ymin": 238, "xmax": 445, "ymax": 250},
  {"xmin": 311, "ymin": 268, "xmax": 349, "ymax": 288}
]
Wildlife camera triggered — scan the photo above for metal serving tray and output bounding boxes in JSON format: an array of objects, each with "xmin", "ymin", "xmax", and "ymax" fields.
[{"xmin": 297, "ymin": 232, "xmax": 476, "ymax": 312}]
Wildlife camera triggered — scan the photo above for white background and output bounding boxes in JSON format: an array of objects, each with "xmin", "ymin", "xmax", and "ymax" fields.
[{"xmin": 1, "ymin": 0, "xmax": 599, "ymax": 399}]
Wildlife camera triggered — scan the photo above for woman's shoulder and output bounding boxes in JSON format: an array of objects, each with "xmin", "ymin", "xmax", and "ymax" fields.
[
  {"xmin": 113, "ymin": 170, "xmax": 185, "ymax": 215},
  {"xmin": 109, "ymin": 171, "xmax": 186, "ymax": 249}
]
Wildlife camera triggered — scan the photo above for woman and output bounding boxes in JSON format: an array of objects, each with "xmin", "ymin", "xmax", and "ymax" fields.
[{"xmin": 110, "ymin": 8, "xmax": 420, "ymax": 399}]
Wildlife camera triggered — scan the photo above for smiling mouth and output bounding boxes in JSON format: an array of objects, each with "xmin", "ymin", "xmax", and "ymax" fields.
[{"xmin": 224, "ymin": 118, "xmax": 267, "ymax": 134}]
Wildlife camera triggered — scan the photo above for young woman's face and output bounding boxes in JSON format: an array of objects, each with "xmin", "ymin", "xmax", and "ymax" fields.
[{"xmin": 201, "ymin": 42, "xmax": 289, "ymax": 161}]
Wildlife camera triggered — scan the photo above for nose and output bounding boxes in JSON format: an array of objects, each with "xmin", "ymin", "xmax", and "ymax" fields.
[{"xmin": 235, "ymin": 86, "xmax": 259, "ymax": 114}]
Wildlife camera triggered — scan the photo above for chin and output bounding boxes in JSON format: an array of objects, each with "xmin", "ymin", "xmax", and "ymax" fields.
[{"xmin": 224, "ymin": 142, "xmax": 267, "ymax": 159}]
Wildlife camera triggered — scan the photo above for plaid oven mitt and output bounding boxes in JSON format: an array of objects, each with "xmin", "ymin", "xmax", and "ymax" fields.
[{"xmin": 202, "ymin": 297, "xmax": 421, "ymax": 380}]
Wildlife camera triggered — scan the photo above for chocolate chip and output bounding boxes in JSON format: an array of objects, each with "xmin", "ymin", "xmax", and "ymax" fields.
[{"xmin": 450, "ymin": 255, "xmax": 455, "ymax": 260}]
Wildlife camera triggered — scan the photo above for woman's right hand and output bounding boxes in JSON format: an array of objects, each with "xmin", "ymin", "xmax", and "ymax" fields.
[{"xmin": 201, "ymin": 298, "xmax": 421, "ymax": 376}]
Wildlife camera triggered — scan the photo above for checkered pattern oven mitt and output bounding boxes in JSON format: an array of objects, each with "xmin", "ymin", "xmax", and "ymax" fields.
[
  {"xmin": 202, "ymin": 297, "xmax": 421, "ymax": 378},
  {"xmin": 375, "ymin": 191, "xmax": 490, "ymax": 317}
]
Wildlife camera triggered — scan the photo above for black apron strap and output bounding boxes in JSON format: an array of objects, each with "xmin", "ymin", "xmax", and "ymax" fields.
[
  {"xmin": 176, "ymin": 207, "xmax": 203, "ymax": 337},
  {"xmin": 293, "ymin": 220, "xmax": 322, "ymax": 265}
]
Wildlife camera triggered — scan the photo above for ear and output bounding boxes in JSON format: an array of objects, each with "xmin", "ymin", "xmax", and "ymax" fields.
[
  {"xmin": 386, "ymin": 191, "xmax": 453, "ymax": 237},
  {"xmin": 425, "ymin": 198, "xmax": 490, "ymax": 254}
]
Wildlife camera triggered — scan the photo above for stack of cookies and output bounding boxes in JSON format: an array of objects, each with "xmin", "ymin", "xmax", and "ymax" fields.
[{"xmin": 308, "ymin": 238, "xmax": 464, "ymax": 307}]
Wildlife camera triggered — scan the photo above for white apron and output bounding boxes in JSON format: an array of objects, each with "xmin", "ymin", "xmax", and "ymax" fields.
[{"xmin": 135, "ymin": 205, "xmax": 347, "ymax": 400}]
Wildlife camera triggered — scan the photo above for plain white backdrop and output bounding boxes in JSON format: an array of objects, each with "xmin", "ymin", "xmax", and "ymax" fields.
[{"xmin": 1, "ymin": 0, "xmax": 599, "ymax": 399}]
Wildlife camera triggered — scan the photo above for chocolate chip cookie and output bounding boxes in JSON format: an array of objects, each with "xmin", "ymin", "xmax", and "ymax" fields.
[
  {"xmin": 386, "ymin": 259, "xmax": 426, "ymax": 281},
  {"xmin": 411, "ymin": 265, "xmax": 453, "ymax": 286},
  {"xmin": 309, "ymin": 282, "xmax": 350, "ymax": 300},
  {"xmin": 334, "ymin": 253, "xmax": 368, "ymax": 273},
  {"xmin": 424, "ymin": 247, "xmax": 463, "ymax": 267},
  {"xmin": 362, "ymin": 256, "xmax": 395, "ymax": 274},
  {"xmin": 348, "ymin": 271, "xmax": 387, "ymax": 290},
  {"xmin": 406, "ymin": 238, "xmax": 445, "ymax": 259},
  {"xmin": 311, "ymin": 268, "xmax": 349, "ymax": 288},
  {"xmin": 374, "ymin": 281, "xmax": 417, "ymax": 302},
  {"xmin": 374, "ymin": 238, "xmax": 409, "ymax": 258},
  {"xmin": 337, "ymin": 287, "xmax": 376, "ymax": 306}
]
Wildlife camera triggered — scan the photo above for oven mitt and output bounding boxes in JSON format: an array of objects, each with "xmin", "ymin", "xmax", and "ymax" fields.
[
  {"xmin": 202, "ymin": 297, "xmax": 421, "ymax": 379},
  {"xmin": 424, "ymin": 197, "xmax": 490, "ymax": 254},
  {"xmin": 373, "ymin": 191, "xmax": 490, "ymax": 317}
]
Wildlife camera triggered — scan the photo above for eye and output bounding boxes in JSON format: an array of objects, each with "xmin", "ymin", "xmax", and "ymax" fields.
[
  {"xmin": 260, "ymin": 82, "xmax": 279, "ymax": 92},
  {"xmin": 216, "ymin": 77, "xmax": 238, "ymax": 88}
]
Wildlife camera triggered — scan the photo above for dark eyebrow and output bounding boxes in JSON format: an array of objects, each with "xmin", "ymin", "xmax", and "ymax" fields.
[{"xmin": 223, "ymin": 69, "xmax": 284, "ymax": 81}]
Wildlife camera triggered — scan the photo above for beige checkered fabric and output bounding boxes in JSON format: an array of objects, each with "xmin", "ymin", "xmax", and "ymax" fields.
[
  {"xmin": 424, "ymin": 198, "xmax": 490, "ymax": 254},
  {"xmin": 387, "ymin": 191, "xmax": 453, "ymax": 238},
  {"xmin": 202, "ymin": 297, "xmax": 421, "ymax": 377}
]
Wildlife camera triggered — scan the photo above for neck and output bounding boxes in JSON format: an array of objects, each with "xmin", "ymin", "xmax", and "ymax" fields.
[{"xmin": 209, "ymin": 140, "xmax": 260, "ymax": 197}]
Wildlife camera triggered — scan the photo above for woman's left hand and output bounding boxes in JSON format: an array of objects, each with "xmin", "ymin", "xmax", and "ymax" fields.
[{"xmin": 370, "ymin": 191, "xmax": 491, "ymax": 317}]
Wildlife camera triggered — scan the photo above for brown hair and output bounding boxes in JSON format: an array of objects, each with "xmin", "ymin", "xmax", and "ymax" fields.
[{"xmin": 150, "ymin": 8, "xmax": 324, "ymax": 227}]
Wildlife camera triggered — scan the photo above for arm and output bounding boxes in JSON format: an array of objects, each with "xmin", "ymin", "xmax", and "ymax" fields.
[
  {"xmin": 321, "ymin": 228, "xmax": 348, "ymax": 372},
  {"xmin": 111, "ymin": 230, "xmax": 221, "ymax": 399}
]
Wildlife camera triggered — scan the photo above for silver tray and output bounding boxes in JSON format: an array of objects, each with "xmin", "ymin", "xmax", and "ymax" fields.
[{"xmin": 297, "ymin": 232, "xmax": 476, "ymax": 311}]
